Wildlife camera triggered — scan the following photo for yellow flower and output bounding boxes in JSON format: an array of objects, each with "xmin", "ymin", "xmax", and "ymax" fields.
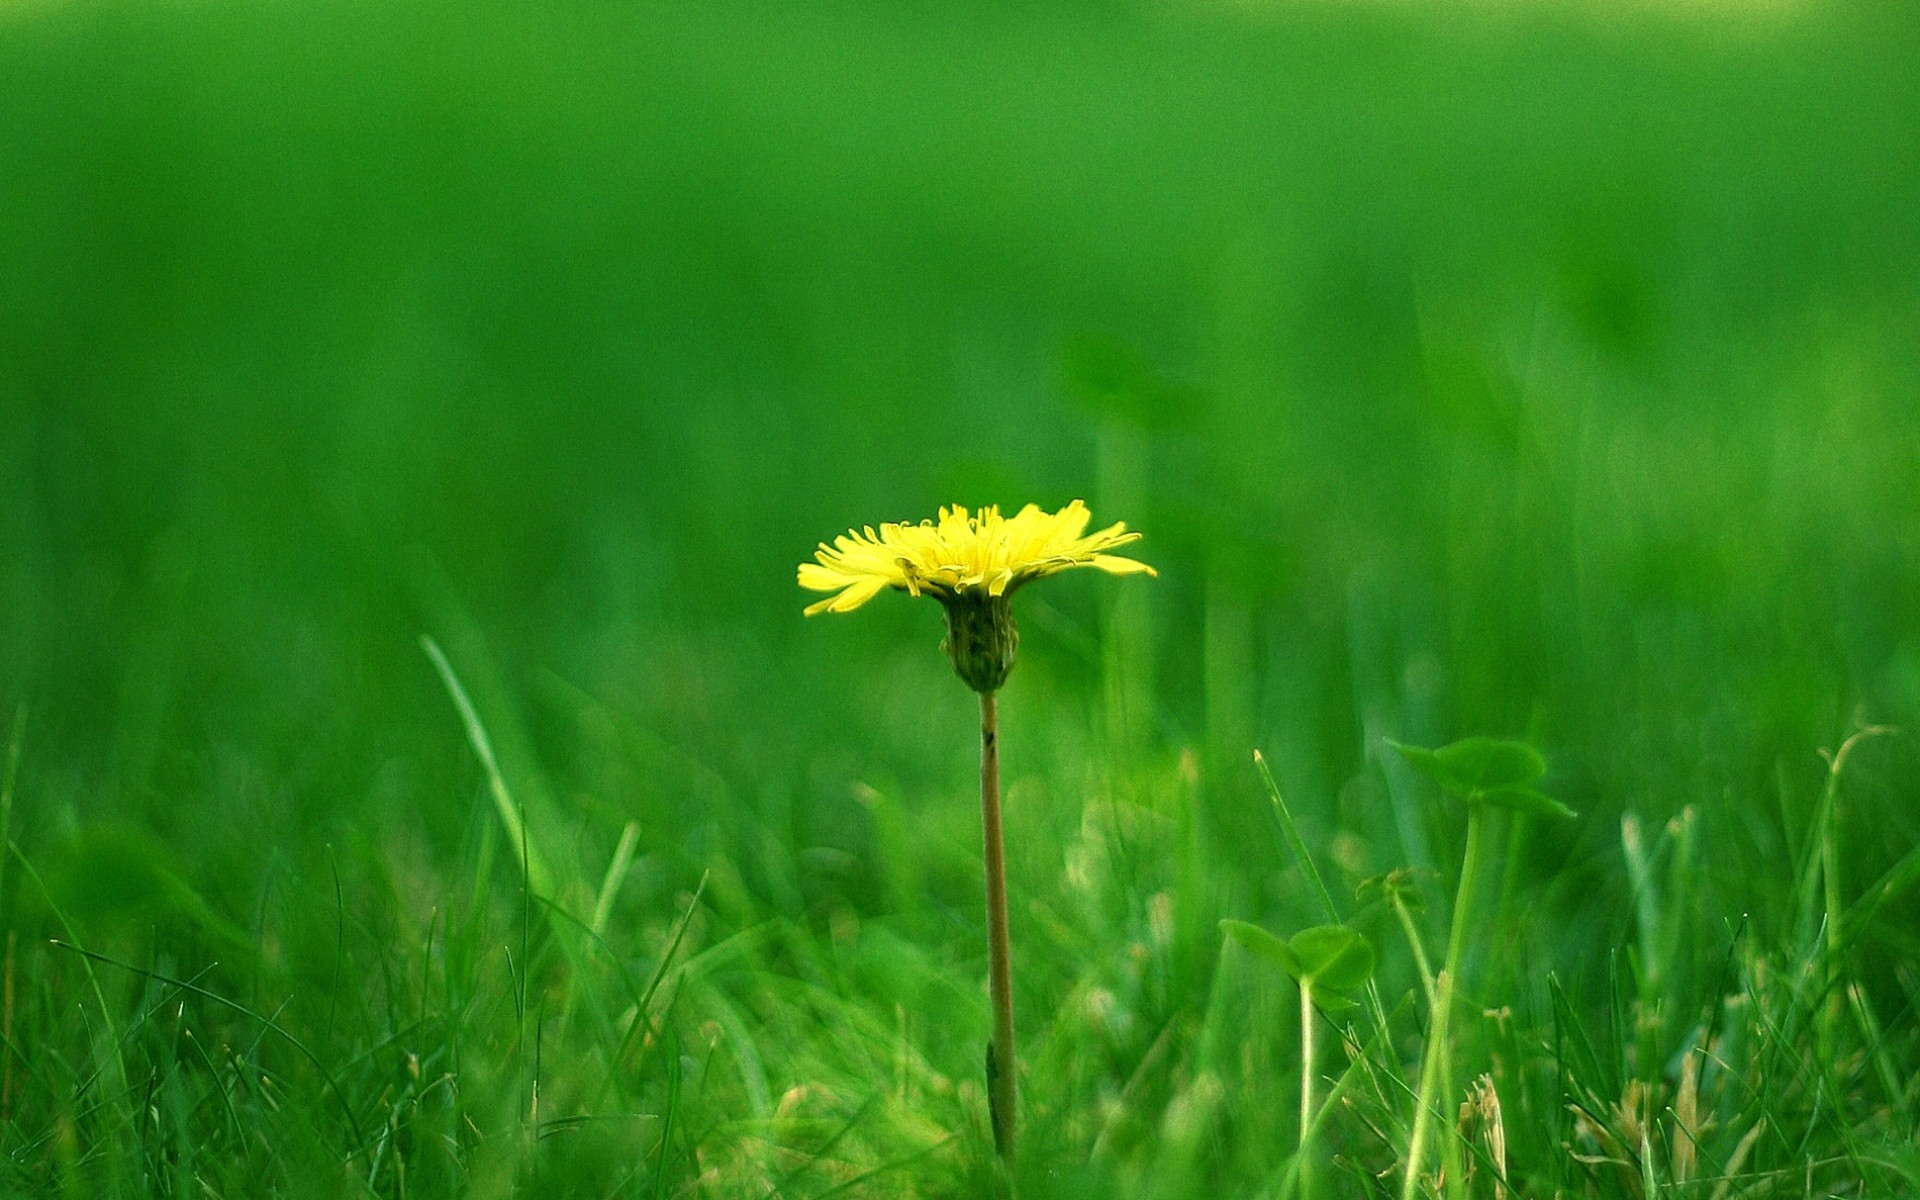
[
  {"xmin": 799, "ymin": 501, "xmax": 1156, "ymax": 1148},
  {"xmin": 797, "ymin": 500, "xmax": 1155, "ymax": 617}
]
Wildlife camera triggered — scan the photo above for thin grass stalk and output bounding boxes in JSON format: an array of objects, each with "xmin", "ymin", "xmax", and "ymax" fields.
[
  {"xmin": 980, "ymin": 691, "xmax": 1017, "ymax": 1160},
  {"xmin": 1255, "ymin": 751, "xmax": 1396, "ymax": 1041},
  {"xmin": 1299, "ymin": 983, "xmax": 1317, "ymax": 1197},
  {"xmin": 1403, "ymin": 807, "xmax": 1486, "ymax": 1200},
  {"xmin": 1390, "ymin": 892, "xmax": 1440, "ymax": 1016},
  {"xmin": 1818, "ymin": 761, "xmax": 1845, "ymax": 1067},
  {"xmin": 1277, "ymin": 994, "xmax": 1415, "ymax": 1198},
  {"xmin": 0, "ymin": 708, "xmax": 19, "ymax": 1126},
  {"xmin": 1388, "ymin": 882, "xmax": 1444, "ymax": 1195},
  {"xmin": 1814, "ymin": 727, "xmax": 1890, "ymax": 1063}
]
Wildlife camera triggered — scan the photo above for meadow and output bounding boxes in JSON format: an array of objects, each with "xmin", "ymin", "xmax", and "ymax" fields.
[{"xmin": 2, "ymin": 0, "xmax": 1918, "ymax": 1195}]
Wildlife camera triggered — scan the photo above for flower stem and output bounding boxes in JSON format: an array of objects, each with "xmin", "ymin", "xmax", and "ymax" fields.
[{"xmin": 979, "ymin": 691, "xmax": 1017, "ymax": 1161}]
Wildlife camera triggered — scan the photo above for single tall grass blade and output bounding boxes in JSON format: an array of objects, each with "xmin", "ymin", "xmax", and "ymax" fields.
[
  {"xmin": 592, "ymin": 821, "xmax": 642, "ymax": 939},
  {"xmin": 422, "ymin": 634, "xmax": 555, "ymax": 897}
]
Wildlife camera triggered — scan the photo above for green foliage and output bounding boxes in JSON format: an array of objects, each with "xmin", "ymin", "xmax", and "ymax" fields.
[
  {"xmin": 1390, "ymin": 736, "xmax": 1576, "ymax": 819},
  {"xmin": 1221, "ymin": 920, "xmax": 1376, "ymax": 995},
  {"xmin": 1287, "ymin": 925, "xmax": 1376, "ymax": 993},
  {"xmin": 0, "ymin": 0, "xmax": 1917, "ymax": 1196},
  {"xmin": 1389, "ymin": 737, "xmax": 1544, "ymax": 794}
]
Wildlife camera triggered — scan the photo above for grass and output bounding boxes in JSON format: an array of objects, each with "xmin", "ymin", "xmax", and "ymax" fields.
[
  {"xmin": 6, "ymin": 671, "xmax": 1915, "ymax": 1197},
  {"xmin": 2, "ymin": 0, "xmax": 1919, "ymax": 1194}
]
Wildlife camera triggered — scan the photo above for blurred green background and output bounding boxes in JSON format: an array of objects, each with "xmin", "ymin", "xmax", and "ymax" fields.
[{"xmin": 2, "ymin": 0, "xmax": 1919, "ymax": 1191}]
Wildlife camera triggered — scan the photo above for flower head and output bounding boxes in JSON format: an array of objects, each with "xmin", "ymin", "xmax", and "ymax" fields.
[
  {"xmin": 797, "ymin": 500, "xmax": 1154, "ymax": 618},
  {"xmin": 799, "ymin": 500, "xmax": 1154, "ymax": 692}
]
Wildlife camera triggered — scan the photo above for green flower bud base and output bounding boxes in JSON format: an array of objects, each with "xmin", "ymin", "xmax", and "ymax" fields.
[{"xmin": 941, "ymin": 594, "xmax": 1018, "ymax": 694}]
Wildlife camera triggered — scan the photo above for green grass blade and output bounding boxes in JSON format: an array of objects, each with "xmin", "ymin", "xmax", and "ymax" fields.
[
  {"xmin": 422, "ymin": 634, "xmax": 554, "ymax": 898},
  {"xmin": 1254, "ymin": 749, "xmax": 1342, "ymax": 926},
  {"xmin": 592, "ymin": 821, "xmax": 642, "ymax": 939}
]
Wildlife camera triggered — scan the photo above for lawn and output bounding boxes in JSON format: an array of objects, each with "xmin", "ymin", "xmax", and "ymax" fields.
[{"xmin": 1, "ymin": 0, "xmax": 1918, "ymax": 1195}]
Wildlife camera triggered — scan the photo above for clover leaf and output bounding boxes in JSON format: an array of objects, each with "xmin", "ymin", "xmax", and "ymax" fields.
[
  {"xmin": 1389, "ymin": 736, "xmax": 1574, "ymax": 819},
  {"xmin": 1222, "ymin": 920, "xmax": 1376, "ymax": 998}
]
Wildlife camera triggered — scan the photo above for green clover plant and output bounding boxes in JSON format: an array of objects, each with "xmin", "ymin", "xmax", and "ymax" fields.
[
  {"xmin": 1223, "ymin": 920, "xmax": 1376, "ymax": 1195},
  {"xmin": 1388, "ymin": 737, "xmax": 1574, "ymax": 1200}
]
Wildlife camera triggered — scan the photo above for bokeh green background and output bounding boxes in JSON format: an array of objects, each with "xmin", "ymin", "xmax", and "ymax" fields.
[{"xmin": 2, "ymin": 0, "xmax": 1918, "ymax": 1193}]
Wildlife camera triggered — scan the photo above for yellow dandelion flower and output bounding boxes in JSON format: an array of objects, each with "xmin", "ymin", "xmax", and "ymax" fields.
[
  {"xmin": 799, "ymin": 500, "xmax": 1155, "ymax": 693},
  {"xmin": 797, "ymin": 498, "xmax": 1155, "ymax": 1160},
  {"xmin": 797, "ymin": 499, "xmax": 1155, "ymax": 617}
]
